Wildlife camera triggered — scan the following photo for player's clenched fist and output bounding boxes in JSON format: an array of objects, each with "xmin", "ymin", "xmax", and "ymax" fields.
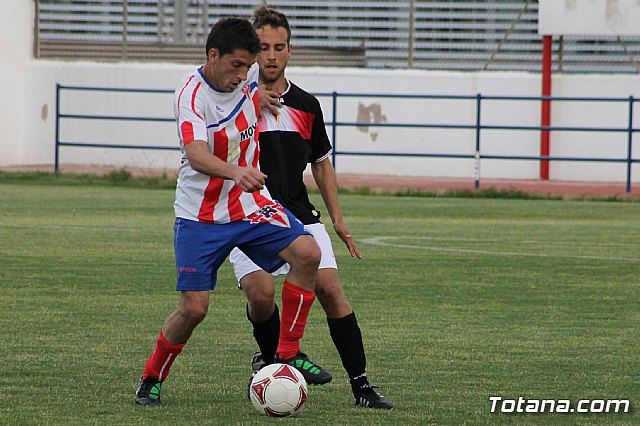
[{"xmin": 233, "ymin": 166, "xmax": 267, "ymax": 192}]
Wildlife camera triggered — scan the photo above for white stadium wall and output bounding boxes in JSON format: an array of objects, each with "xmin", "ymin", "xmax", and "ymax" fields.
[
  {"xmin": 2, "ymin": 1, "xmax": 640, "ymax": 183},
  {"xmin": 0, "ymin": 0, "xmax": 33, "ymax": 166}
]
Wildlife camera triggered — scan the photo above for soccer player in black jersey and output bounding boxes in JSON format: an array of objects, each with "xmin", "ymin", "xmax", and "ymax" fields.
[{"xmin": 229, "ymin": 6, "xmax": 394, "ymax": 410}]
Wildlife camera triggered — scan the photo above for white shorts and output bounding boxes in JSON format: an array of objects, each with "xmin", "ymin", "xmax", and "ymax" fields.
[{"xmin": 230, "ymin": 222, "xmax": 337, "ymax": 283}]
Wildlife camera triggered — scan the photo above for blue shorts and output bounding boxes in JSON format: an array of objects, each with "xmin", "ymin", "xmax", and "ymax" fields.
[{"xmin": 174, "ymin": 207, "xmax": 308, "ymax": 291}]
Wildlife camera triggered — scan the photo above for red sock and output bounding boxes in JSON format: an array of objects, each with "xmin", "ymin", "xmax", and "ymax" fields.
[
  {"xmin": 142, "ymin": 330, "xmax": 186, "ymax": 381},
  {"xmin": 278, "ymin": 280, "xmax": 315, "ymax": 360}
]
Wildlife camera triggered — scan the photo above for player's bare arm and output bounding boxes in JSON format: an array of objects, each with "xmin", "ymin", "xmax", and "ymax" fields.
[
  {"xmin": 185, "ymin": 140, "xmax": 267, "ymax": 192},
  {"xmin": 311, "ymin": 158, "xmax": 362, "ymax": 259}
]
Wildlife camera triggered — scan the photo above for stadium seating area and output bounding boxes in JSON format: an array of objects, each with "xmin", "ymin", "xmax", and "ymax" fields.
[{"xmin": 36, "ymin": 0, "xmax": 640, "ymax": 72}]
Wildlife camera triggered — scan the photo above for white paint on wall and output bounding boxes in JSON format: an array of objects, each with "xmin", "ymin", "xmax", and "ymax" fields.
[{"xmin": 0, "ymin": 0, "xmax": 33, "ymax": 166}]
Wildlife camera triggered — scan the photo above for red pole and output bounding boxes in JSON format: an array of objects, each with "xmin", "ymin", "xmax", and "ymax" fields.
[{"xmin": 540, "ymin": 35, "xmax": 552, "ymax": 180}]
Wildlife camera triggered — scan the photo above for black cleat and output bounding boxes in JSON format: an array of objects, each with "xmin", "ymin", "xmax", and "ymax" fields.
[
  {"xmin": 135, "ymin": 376, "xmax": 162, "ymax": 406},
  {"xmin": 247, "ymin": 352, "xmax": 269, "ymax": 399},
  {"xmin": 354, "ymin": 384, "xmax": 394, "ymax": 410},
  {"xmin": 251, "ymin": 351, "xmax": 269, "ymax": 374},
  {"xmin": 276, "ymin": 352, "xmax": 332, "ymax": 385}
]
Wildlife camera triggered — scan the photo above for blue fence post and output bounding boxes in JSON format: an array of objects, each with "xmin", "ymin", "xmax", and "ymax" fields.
[
  {"xmin": 55, "ymin": 83, "xmax": 61, "ymax": 173},
  {"xmin": 331, "ymin": 91, "xmax": 338, "ymax": 170},
  {"xmin": 626, "ymin": 95, "xmax": 634, "ymax": 193},
  {"xmin": 474, "ymin": 93, "xmax": 482, "ymax": 189}
]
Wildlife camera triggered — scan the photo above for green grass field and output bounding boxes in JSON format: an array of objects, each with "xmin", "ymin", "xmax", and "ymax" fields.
[{"xmin": 0, "ymin": 179, "xmax": 638, "ymax": 425}]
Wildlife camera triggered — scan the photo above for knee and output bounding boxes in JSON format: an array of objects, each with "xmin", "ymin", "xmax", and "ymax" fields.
[
  {"xmin": 296, "ymin": 238, "xmax": 321, "ymax": 271},
  {"xmin": 242, "ymin": 273, "xmax": 275, "ymax": 309},
  {"xmin": 246, "ymin": 285, "xmax": 275, "ymax": 312},
  {"xmin": 315, "ymin": 279, "xmax": 346, "ymax": 305},
  {"xmin": 315, "ymin": 280, "xmax": 336, "ymax": 301},
  {"xmin": 315, "ymin": 276, "xmax": 351, "ymax": 317},
  {"xmin": 180, "ymin": 300, "xmax": 208, "ymax": 325}
]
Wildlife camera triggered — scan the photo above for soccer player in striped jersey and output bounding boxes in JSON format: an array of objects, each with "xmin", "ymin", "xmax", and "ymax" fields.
[
  {"xmin": 229, "ymin": 7, "xmax": 394, "ymax": 409},
  {"xmin": 135, "ymin": 17, "xmax": 326, "ymax": 406}
]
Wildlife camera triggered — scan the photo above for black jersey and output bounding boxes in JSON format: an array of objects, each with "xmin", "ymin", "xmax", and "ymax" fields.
[{"xmin": 257, "ymin": 81, "xmax": 332, "ymax": 225}]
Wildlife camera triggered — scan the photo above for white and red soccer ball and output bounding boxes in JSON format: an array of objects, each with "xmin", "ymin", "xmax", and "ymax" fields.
[{"xmin": 249, "ymin": 363, "xmax": 308, "ymax": 417}]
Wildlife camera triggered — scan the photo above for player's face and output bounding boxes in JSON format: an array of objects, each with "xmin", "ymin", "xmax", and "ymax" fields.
[
  {"xmin": 256, "ymin": 25, "xmax": 291, "ymax": 85},
  {"xmin": 206, "ymin": 48, "xmax": 256, "ymax": 93}
]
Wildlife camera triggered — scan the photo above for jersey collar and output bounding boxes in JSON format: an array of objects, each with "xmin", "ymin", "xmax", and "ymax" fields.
[
  {"xmin": 280, "ymin": 79, "xmax": 292, "ymax": 97},
  {"xmin": 197, "ymin": 66, "xmax": 226, "ymax": 93}
]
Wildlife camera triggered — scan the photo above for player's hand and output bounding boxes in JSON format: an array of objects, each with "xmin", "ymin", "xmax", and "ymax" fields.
[
  {"xmin": 258, "ymin": 84, "xmax": 282, "ymax": 117},
  {"xmin": 334, "ymin": 222, "xmax": 362, "ymax": 259},
  {"xmin": 233, "ymin": 166, "xmax": 267, "ymax": 193}
]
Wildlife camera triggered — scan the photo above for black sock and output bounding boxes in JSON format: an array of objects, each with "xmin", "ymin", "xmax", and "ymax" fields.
[
  {"xmin": 327, "ymin": 312, "xmax": 368, "ymax": 390},
  {"xmin": 247, "ymin": 303, "xmax": 280, "ymax": 364}
]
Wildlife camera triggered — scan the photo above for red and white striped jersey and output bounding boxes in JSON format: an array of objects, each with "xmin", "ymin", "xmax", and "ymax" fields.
[{"xmin": 173, "ymin": 64, "xmax": 276, "ymax": 224}]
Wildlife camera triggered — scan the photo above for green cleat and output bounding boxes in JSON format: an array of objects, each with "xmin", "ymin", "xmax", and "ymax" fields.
[
  {"xmin": 135, "ymin": 376, "xmax": 162, "ymax": 406},
  {"xmin": 276, "ymin": 352, "xmax": 332, "ymax": 385}
]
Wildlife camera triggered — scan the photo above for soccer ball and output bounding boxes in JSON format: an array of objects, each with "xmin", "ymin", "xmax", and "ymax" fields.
[{"xmin": 249, "ymin": 363, "xmax": 308, "ymax": 417}]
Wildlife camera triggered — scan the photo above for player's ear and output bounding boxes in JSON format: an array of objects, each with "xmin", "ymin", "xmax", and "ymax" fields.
[
  {"xmin": 288, "ymin": 43, "xmax": 293, "ymax": 59},
  {"xmin": 207, "ymin": 48, "xmax": 220, "ymax": 64}
]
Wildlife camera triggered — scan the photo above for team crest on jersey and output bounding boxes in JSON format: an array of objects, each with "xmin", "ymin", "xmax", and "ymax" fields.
[
  {"xmin": 247, "ymin": 202, "xmax": 291, "ymax": 228},
  {"xmin": 241, "ymin": 85, "xmax": 252, "ymax": 100}
]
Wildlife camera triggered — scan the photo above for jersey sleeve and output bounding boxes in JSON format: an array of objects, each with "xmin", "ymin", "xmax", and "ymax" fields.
[
  {"xmin": 309, "ymin": 98, "xmax": 333, "ymax": 163},
  {"xmin": 175, "ymin": 76, "xmax": 208, "ymax": 147}
]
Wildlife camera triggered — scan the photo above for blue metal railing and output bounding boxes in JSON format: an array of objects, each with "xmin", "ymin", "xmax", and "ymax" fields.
[
  {"xmin": 54, "ymin": 84, "xmax": 177, "ymax": 172},
  {"xmin": 55, "ymin": 84, "xmax": 639, "ymax": 192},
  {"xmin": 321, "ymin": 91, "xmax": 639, "ymax": 193}
]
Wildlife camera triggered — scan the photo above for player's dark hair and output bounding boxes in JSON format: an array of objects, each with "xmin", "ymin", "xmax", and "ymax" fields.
[
  {"xmin": 252, "ymin": 6, "xmax": 291, "ymax": 43},
  {"xmin": 205, "ymin": 17, "xmax": 261, "ymax": 58}
]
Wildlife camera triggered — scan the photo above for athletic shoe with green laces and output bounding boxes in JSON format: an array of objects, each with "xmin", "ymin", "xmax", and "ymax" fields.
[
  {"xmin": 353, "ymin": 384, "xmax": 394, "ymax": 410},
  {"xmin": 135, "ymin": 376, "xmax": 162, "ymax": 406},
  {"xmin": 276, "ymin": 352, "xmax": 332, "ymax": 385}
]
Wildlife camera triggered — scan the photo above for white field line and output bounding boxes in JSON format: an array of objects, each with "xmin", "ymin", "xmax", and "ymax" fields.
[{"xmin": 358, "ymin": 236, "xmax": 640, "ymax": 262}]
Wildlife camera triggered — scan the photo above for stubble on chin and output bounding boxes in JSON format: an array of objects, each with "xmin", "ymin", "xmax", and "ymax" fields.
[{"xmin": 259, "ymin": 70, "xmax": 281, "ymax": 85}]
